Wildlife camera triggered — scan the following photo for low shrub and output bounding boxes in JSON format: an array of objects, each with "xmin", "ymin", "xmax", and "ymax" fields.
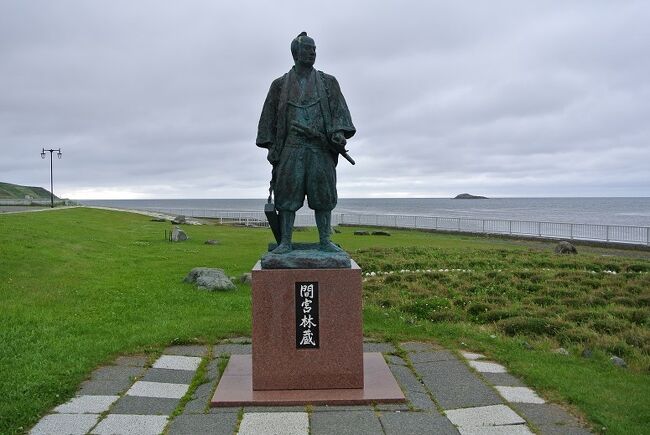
[{"xmin": 497, "ymin": 316, "xmax": 568, "ymax": 336}]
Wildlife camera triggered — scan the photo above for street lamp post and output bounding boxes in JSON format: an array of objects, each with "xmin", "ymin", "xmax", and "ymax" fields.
[{"xmin": 41, "ymin": 148, "xmax": 62, "ymax": 208}]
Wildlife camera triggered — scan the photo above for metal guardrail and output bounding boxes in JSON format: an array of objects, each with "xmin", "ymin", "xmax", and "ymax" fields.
[{"xmin": 139, "ymin": 207, "xmax": 650, "ymax": 246}]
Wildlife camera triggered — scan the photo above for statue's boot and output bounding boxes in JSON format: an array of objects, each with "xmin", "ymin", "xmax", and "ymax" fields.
[
  {"xmin": 316, "ymin": 210, "xmax": 343, "ymax": 252},
  {"xmin": 271, "ymin": 211, "xmax": 295, "ymax": 254}
]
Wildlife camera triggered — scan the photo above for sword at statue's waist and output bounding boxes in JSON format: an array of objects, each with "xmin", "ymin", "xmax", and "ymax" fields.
[{"xmin": 289, "ymin": 121, "xmax": 356, "ymax": 165}]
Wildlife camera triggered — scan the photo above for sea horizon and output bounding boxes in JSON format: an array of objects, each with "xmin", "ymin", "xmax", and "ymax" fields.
[{"xmin": 79, "ymin": 197, "xmax": 650, "ymax": 227}]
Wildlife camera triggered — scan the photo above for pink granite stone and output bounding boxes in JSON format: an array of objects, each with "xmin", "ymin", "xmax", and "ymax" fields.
[
  {"xmin": 211, "ymin": 353, "xmax": 405, "ymax": 406},
  {"xmin": 251, "ymin": 260, "xmax": 363, "ymax": 390}
]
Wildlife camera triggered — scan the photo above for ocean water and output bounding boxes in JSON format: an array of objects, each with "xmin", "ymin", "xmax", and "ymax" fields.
[{"xmin": 79, "ymin": 197, "xmax": 650, "ymax": 227}]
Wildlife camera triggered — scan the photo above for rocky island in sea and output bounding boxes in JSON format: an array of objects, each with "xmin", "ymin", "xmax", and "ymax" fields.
[{"xmin": 454, "ymin": 193, "xmax": 488, "ymax": 199}]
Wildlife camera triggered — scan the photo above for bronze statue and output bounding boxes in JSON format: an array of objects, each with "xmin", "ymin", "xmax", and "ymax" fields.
[{"xmin": 257, "ymin": 32, "xmax": 356, "ymax": 254}]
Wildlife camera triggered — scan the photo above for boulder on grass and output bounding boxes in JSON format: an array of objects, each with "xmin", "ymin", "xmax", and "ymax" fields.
[
  {"xmin": 555, "ymin": 241, "xmax": 577, "ymax": 254},
  {"xmin": 371, "ymin": 230, "xmax": 391, "ymax": 236},
  {"xmin": 172, "ymin": 215, "xmax": 186, "ymax": 225},
  {"xmin": 184, "ymin": 267, "xmax": 235, "ymax": 291},
  {"xmin": 354, "ymin": 230, "xmax": 370, "ymax": 236},
  {"xmin": 204, "ymin": 239, "xmax": 220, "ymax": 245},
  {"xmin": 171, "ymin": 226, "xmax": 188, "ymax": 242}
]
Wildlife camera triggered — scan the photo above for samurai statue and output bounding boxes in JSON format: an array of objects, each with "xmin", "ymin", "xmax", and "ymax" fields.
[{"xmin": 256, "ymin": 32, "xmax": 356, "ymax": 254}]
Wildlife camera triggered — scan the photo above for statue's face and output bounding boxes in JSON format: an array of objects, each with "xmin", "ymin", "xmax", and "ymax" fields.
[{"xmin": 296, "ymin": 38, "xmax": 316, "ymax": 67}]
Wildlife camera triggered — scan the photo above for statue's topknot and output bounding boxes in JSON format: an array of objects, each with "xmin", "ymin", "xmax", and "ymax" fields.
[{"xmin": 291, "ymin": 32, "xmax": 311, "ymax": 61}]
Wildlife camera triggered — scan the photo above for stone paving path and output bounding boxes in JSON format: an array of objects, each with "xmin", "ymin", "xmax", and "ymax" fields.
[{"xmin": 30, "ymin": 340, "xmax": 592, "ymax": 434}]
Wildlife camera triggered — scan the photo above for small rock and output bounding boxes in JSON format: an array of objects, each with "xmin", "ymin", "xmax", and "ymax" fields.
[
  {"xmin": 553, "ymin": 347, "xmax": 569, "ymax": 356},
  {"xmin": 172, "ymin": 215, "xmax": 187, "ymax": 225},
  {"xmin": 354, "ymin": 230, "xmax": 370, "ymax": 236},
  {"xmin": 581, "ymin": 348, "xmax": 593, "ymax": 358},
  {"xmin": 555, "ymin": 241, "xmax": 577, "ymax": 254},
  {"xmin": 204, "ymin": 239, "xmax": 220, "ymax": 245},
  {"xmin": 184, "ymin": 267, "xmax": 235, "ymax": 291},
  {"xmin": 240, "ymin": 273, "xmax": 252, "ymax": 285},
  {"xmin": 610, "ymin": 356, "xmax": 627, "ymax": 367},
  {"xmin": 150, "ymin": 217, "xmax": 166, "ymax": 222},
  {"xmin": 371, "ymin": 230, "xmax": 391, "ymax": 236},
  {"xmin": 171, "ymin": 226, "xmax": 188, "ymax": 242}
]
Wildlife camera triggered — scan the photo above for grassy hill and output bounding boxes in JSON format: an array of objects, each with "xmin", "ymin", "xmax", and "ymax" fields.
[{"xmin": 0, "ymin": 182, "xmax": 57, "ymax": 200}]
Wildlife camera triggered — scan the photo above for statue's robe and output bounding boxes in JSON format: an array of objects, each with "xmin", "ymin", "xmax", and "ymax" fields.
[{"xmin": 256, "ymin": 67, "xmax": 355, "ymax": 212}]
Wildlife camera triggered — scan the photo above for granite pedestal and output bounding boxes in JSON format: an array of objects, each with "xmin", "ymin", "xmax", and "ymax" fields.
[{"xmin": 211, "ymin": 258, "xmax": 405, "ymax": 406}]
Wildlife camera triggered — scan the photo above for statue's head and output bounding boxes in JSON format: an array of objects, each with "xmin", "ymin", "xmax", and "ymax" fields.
[{"xmin": 291, "ymin": 32, "xmax": 316, "ymax": 67}]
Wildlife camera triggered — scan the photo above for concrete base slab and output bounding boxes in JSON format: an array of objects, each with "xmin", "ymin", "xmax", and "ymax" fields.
[{"xmin": 211, "ymin": 353, "xmax": 405, "ymax": 406}]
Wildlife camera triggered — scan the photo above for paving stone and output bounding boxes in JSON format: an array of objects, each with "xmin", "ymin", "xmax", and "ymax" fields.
[
  {"xmin": 54, "ymin": 395, "xmax": 119, "ymax": 414},
  {"xmin": 312, "ymin": 404, "xmax": 374, "ymax": 412},
  {"xmin": 126, "ymin": 381, "xmax": 190, "ymax": 399},
  {"xmin": 243, "ymin": 406, "xmax": 307, "ymax": 412},
  {"xmin": 363, "ymin": 342, "xmax": 396, "ymax": 353},
  {"xmin": 78, "ymin": 378, "xmax": 133, "ymax": 396},
  {"xmin": 91, "ymin": 414, "xmax": 168, "ymax": 434},
  {"xmin": 468, "ymin": 361, "xmax": 508, "ymax": 373},
  {"xmin": 90, "ymin": 365, "xmax": 145, "ymax": 381},
  {"xmin": 445, "ymin": 404, "xmax": 525, "ymax": 427},
  {"xmin": 213, "ymin": 343, "xmax": 252, "ymax": 355},
  {"xmin": 510, "ymin": 403, "xmax": 590, "ymax": 433},
  {"xmin": 380, "ymin": 411, "xmax": 460, "ymax": 434},
  {"xmin": 205, "ymin": 358, "xmax": 221, "ymax": 382},
  {"xmin": 388, "ymin": 364, "xmax": 426, "ymax": 393},
  {"xmin": 152, "ymin": 355, "xmax": 201, "ymax": 371},
  {"xmin": 182, "ymin": 399, "xmax": 207, "ymax": 414},
  {"xmin": 163, "ymin": 344, "xmax": 208, "ymax": 356},
  {"xmin": 110, "ymin": 395, "xmax": 180, "ymax": 415},
  {"xmin": 461, "ymin": 352, "xmax": 486, "ymax": 360},
  {"xmin": 182, "ymin": 382, "xmax": 214, "ymax": 414},
  {"xmin": 400, "ymin": 342, "xmax": 437, "ymax": 352},
  {"xmin": 30, "ymin": 413, "xmax": 99, "ymax": 434},
  {"xmin": 167, "ymin": 413, "xmax": 238, "ymax": 434},
  {"xmin": 208, "ymin": 406, "xmax": 241, "ymax": 414},
  {"xmin": 415, "ymin": 360, "xmax": 502, "ymax": 409},
  {"xmin": 385, "ymin": 354, "xmax": 407, "ymax": 366},
  {"xmin": 142, "ymin": 368, "xmax": 196, "ymax": 384},
  {"xmin": 480, "ymin": 372, "xmax": 526, "ymax": 387},
  {"xmin": 310, "ymin": 410, "xmax": 383, "ymax": 435},
  {"xmin": 495, "ymin": 386, "xmax": 545, "ymax": 404},
  {"xmin": 458, "ymin": 425, "xmax": 534, "ymax": 434},
  {"xmin": 238, "ymin": 412, "xmax": 308, "ymax": 435},
  {"xmin": 407, "ymin": 391, "xmax": 437, "ymax": 410},
  {"xmin": 408, "ymin": 350, "xmax": 457, "ymax": 364},
  {"xmin": 375, "ymin": 402, "xmax": 411, "ymax": 411},
  {"xmin": 113, "ymin": 355, "xmax": 149, "ymax": 367}
]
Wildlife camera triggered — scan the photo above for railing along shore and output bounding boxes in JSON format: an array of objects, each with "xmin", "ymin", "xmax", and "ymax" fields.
[{"xmin": 137, "ymin": 207, "xmax": 650, "ymax": 246}]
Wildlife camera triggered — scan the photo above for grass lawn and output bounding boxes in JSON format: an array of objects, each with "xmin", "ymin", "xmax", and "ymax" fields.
[{"xmin": 0, "ymin": 207, "xmax": 649, "ymax": 434}]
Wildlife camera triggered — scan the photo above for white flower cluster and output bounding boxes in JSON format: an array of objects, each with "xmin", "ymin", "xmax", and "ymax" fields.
[{"xmin": 363, "ymin": 268, "xmax": 473, "ymax": 277}]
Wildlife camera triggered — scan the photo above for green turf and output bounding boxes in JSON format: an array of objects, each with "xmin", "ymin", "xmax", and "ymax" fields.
[{"xmin": 0, "ymin": 207, "xmax": 648, "ymax": 434}]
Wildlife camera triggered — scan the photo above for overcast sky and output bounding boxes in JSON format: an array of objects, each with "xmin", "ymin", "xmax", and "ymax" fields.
[{"xmin": 1, "ymin": 1, "xmax": 649, "ymax": 199}]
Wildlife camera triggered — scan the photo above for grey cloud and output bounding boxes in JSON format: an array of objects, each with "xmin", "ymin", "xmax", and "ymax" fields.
[{"xmin": 1, "ymin": 1, "xmax": 649, "ymax": 199}]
